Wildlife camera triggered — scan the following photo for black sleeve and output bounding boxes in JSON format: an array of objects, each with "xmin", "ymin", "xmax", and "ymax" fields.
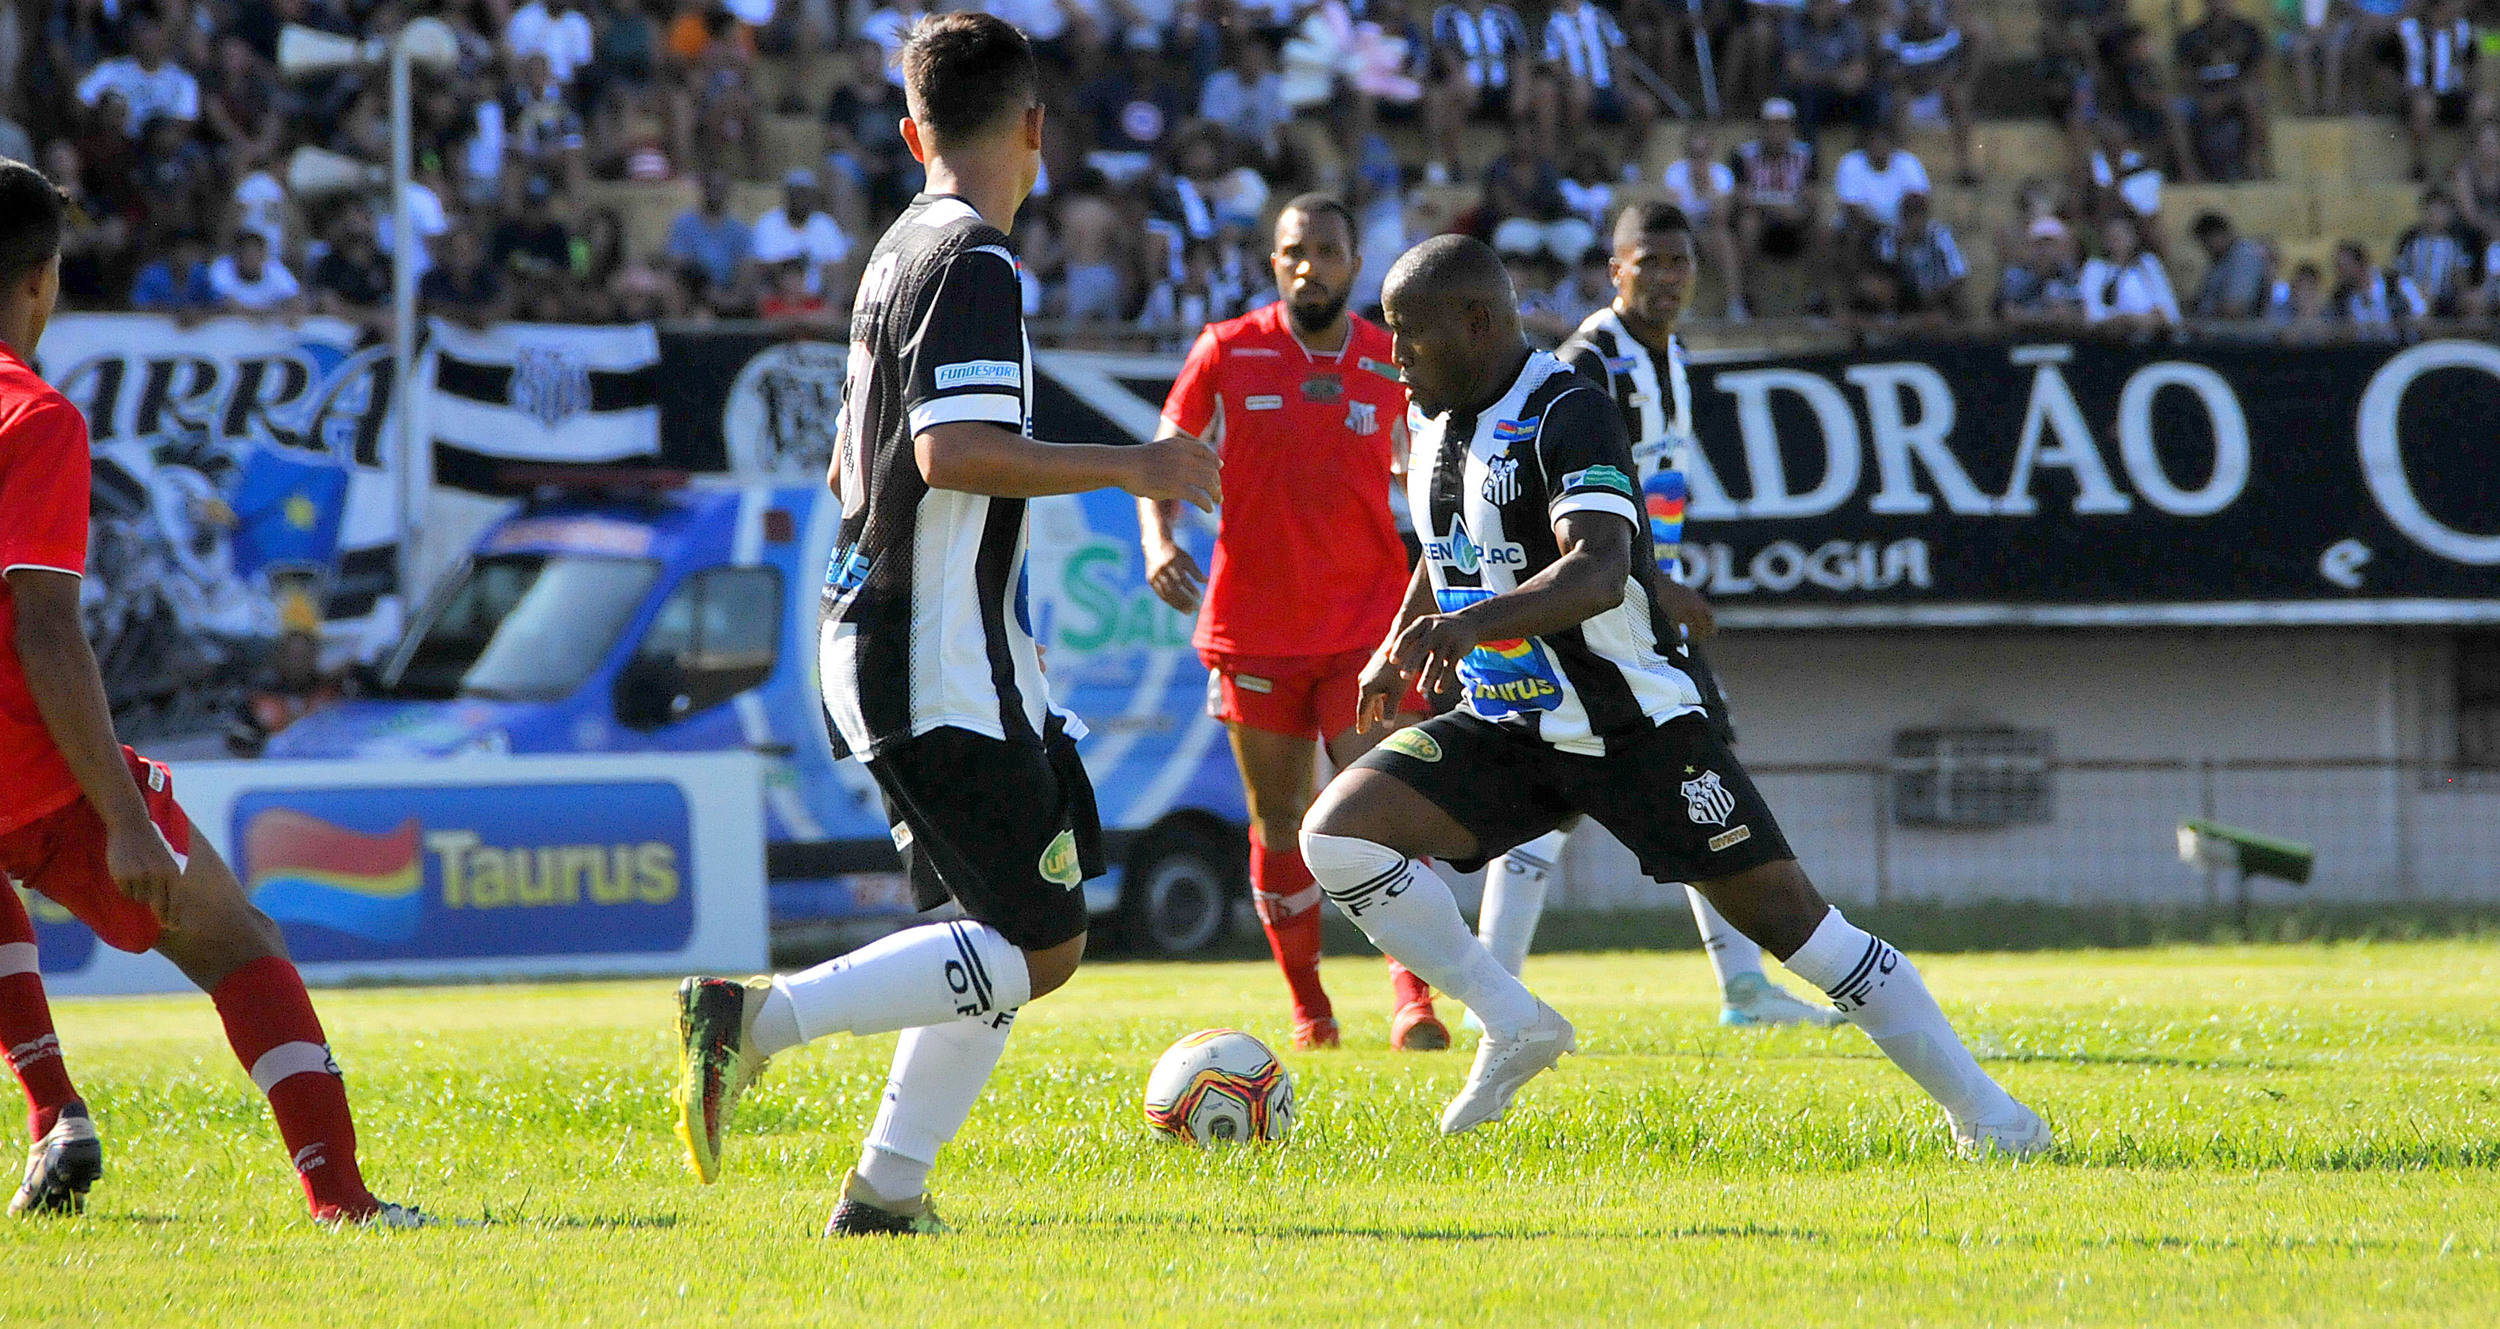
[
  {"xmin": 1531, "ymin": 385, "xmax": 1641, "ymax": 527},
  {"xmin": 900, "ymin": 246, "xmax": 1027, "ymax": 436},
  {"xmin": 1557, "ymin": 341, "xmax": 1608, "ymax": 385}
]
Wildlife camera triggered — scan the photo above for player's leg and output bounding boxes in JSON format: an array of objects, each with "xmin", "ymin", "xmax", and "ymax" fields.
[
  {"xmin": 1225, "ymin": 715, "xmax": 1335, "ymax": 1048},
  {"xmin": 0, "ymin": 852, "xmax": 98, "ymax": 1217},
  {"xmin": 141, "ymin": 831, "xmax": 419, "ymax": 1222},
  {"xmin": 1695, "ymin": 859, "xmax": 2047, "ymax": 1156},
  {"xmin": 1322, "ymin": 669, "xmax": 1447, "ymax": 1051},
  {"xmin": 677, "ymin": 722, "xmax": 1097, "ymax": 1229},
  {"xmin": 1303, "ymin": 716, "xmax": 1577, "ymax": 1132},
  {"xmin": 1587, "ymin": 717, "xmax": 2044, "ymax": 1155},
  {"xmin": 1688, "ymin": 884, "xmax": 1840, "ymax": 1026},
  {"xmin": 1459, "ymin": 824, "xmax": 1566, "ymax": 1034}
]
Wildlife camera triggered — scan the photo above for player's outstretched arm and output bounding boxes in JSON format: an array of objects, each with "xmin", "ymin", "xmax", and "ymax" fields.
[
  {"xmin": 1356, "ymin": 562, "xmax": 1441, "ymax": 733},
  {"xmin": 1392, "ymin": 513, "xmax": 1634, "ymax": 699},
  {"xmin": 915, "ymin": 421, "xmax": 1221, "ymax": 511},
  {"xmin": 5, "ymin": 569, "xmax": 182, "ymax": 922}
]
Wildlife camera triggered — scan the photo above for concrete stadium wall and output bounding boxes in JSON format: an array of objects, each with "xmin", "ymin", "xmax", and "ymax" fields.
[{"xmin": 1553, "ymin": 628, "xmax": 2500, "ymax": 909}]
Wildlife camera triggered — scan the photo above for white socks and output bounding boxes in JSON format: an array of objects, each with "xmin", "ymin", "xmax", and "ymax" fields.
[
  {"xmin": 1686, "ymin": 886, "xmax": 1767, "ymax": 992},
  {"xmin": 754, "ymin": 920, "xmax": 1032, "ymax": 1054},
  {"xmin": 1478, "ymin": 830, "xmax": 1564, "ymax": 976},
  {"xmin": 855, "ymin": 1011, "xmax": 1017, "ymax": 1204},
  {"xmin": 1302, "ymin": 831, "xmax": 1540, "ymax": 1037},
  {"xmin": 1781, "ymin": 908, "xmax": 2018, "ymax": 1125}
]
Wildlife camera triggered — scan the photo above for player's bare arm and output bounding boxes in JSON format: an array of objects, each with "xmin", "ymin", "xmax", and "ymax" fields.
[
  {"xmin": 1644, "ymin": 564, "xmax": 1715, "ymax": 639},
  {"xmin": 916, "ymin": 420, "xmax": 1220, "ymax": 511},
  {"xmin": 1137, "ymin": 419, "xmax": 1209, "ymax": 612},
  {"xmin": 1357, "ymin": 563, "xmax": 1440, "ymax": 733},
  {"xmin": 1392, "ymin": 511, "xmax": 1635, "ymax": 699},
  {"xmin": 4, "ymin": 567, "xmax": 181, "ymax": 926}
]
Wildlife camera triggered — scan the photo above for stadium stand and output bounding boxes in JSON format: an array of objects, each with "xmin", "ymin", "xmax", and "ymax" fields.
[{"xmin": 3, "ymin": 0, "xmax": 2490, "ymax": 342}]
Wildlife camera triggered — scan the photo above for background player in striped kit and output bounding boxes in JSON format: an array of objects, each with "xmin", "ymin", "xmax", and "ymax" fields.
[
  {"xmin": 1301, "ymin": 235, "xmax": 2051, "ymax": 1157},
  {"xmin": 1461, "ymin": 201, "xmax": 1843, "ymax": 1030},
  {"xmin": 671, "ymin": 15, "xmax": 1222, "ymax": 1235},
  {"xmin": 1143, "ymin": 196, "xmax": 1448, "ymax": 1053}
]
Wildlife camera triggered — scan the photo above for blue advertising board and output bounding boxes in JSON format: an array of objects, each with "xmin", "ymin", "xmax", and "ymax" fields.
[{"xmin": 230, "ymin": 781, "xmax": 696, "ymax": 963}]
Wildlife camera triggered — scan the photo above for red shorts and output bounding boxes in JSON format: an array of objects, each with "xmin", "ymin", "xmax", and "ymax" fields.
[
  {"xmin": 1202, "ymin": 648, "xmax": 1426, "ymax": 740},
  {"xmin": 0, "ymin": 747, "xmax": 189, "ymax": 953}
]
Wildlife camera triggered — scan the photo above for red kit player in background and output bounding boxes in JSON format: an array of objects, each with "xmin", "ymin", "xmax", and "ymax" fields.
[
  {"xmin": 0, "ymin": 158, "xmax": 423, "ymax": 1224},
  {"xmin": 1142, "ymin": 195, "xmax": 1447, "ymax": 1052}
]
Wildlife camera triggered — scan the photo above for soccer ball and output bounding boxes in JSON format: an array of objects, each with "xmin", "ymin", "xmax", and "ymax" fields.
[{"xmin": 1142, "ymin": 1028, "xmax": 1295, "ymax": 1146}]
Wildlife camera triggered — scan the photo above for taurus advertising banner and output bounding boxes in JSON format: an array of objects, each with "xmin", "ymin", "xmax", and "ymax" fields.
[
  {"xmin": 28, "ymin": 753, "xmax": 768, "ymax": 994},
  {"xmin": 1026, "ymin": 342, "xmax": 2500, "ymax": 628}
]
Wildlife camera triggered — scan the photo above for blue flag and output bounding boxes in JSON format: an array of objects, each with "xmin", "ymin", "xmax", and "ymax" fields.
[{"xmin": 229, "ymin": 447, "xmax": 349, "ymax": 575}]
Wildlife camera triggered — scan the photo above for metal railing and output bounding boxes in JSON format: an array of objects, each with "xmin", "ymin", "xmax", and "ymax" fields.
[{"xmin": 1552, "ymin": 757, "xmax": 2500, "ymax": 911}]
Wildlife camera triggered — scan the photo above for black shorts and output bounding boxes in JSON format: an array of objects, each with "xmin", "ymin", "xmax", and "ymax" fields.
[
  {"xmin": 1473, "ymin": 84, "xmax": 1516, "ymax": 121},
  {"xmin": 865, "ymin": 714, "xmax": 1104, "ymax": 950},
  {"xmin": 1357, "ymin": 710, "xmax": 1793, "ymax": 883}
]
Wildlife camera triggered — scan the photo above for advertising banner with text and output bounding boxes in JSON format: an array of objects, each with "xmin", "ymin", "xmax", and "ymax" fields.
[{"xmin": 1029, "ymin": 342, "xmax": 2500, "ymax": 627}]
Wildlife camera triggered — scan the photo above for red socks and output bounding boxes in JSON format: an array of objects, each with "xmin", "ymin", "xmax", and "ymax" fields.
[
  {"xmin": 0, "ymin": 889, "xmax": 79, "ymax": 1139},
  {"xmin": 1388, "ymin": 959, "xmax": 1435, "ymax": 1011},
  {"xmin": 1250, "ymin": 840, "xmax": 1332, "ymax": 1023},
  {"xmin": 209, "ymin": 956, "xmax": 375, "ymax": 1220}
]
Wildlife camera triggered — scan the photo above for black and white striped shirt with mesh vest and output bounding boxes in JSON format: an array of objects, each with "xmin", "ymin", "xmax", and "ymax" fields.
[
  {"xmin": 1406, "ymin": 349, "xmax": 1704, "ymax": 756},
  {"xmin": 819, "ymin": 194, "xmax": 1076, "ymax": 761},
  {"xmin": 1558, "ymin": 307, "xmax": 1695, "ymax": 585}
]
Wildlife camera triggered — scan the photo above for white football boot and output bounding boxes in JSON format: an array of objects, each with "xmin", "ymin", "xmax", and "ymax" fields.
[
  {"xmin": 1949, "ymin": 1100, "xmax": 2053, "ymax": 1160},
  {"xmin": 1719, "ymin": 972, "xmax": 1848, "ymax": 1028},
  {"xmin": 1439, "ymin": 1001, "xmax": 1576, "ymax": 1135}
]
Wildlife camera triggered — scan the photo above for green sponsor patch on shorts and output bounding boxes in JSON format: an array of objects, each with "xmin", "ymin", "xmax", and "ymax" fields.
[
  {"xmin": 1380, "ymin": 728, "xmax": 1443, "ymax": 763},
  {"xmin": 1040, "ymin": 829, "xmax": 1083, "ymax": 888}
]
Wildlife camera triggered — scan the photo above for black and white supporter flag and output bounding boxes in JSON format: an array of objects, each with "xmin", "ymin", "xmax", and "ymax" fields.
[{"xmin": 426, "ymin": 320, "xmax": 663, "ymax": 488}]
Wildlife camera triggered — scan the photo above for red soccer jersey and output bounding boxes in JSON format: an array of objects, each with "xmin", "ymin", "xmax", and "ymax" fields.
[
  {"xmin": 1160, "ymin": 304, "xmax": 1411, "ymax": 657},
  {"xmin": 0, "ymin": 342, "xmax": 90, "ymax": 837}
]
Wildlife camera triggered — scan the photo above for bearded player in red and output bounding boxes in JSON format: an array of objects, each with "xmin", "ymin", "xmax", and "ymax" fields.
[
  {"xmin": 1141, "ymin": 195, "xmax": 1446, "ymax": 1052},
  {"xmin": 0, "ymin": 159, "xmax": 423, "ymax": 1224}
]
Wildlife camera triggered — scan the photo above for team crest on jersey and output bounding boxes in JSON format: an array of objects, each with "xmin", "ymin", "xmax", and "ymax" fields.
[
  {"xmin": 1345, "ymin": 400, "xmax": 1379, "ymax": 435},
  {"xmin": 1682, "ymin": 770, "xmax": 1737, "ymax": 827},
  {"xmin": 1481, "ymin": 455, "xmax": 1520, "ymax": 504},
  {"xmin": 1490, "ymin": 418, "xmax": 1539, "ymax": 445}
]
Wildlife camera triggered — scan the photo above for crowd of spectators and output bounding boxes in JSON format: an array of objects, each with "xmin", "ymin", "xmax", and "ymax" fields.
[{"xmin": 4, "ymin": 0, "xmax": 2498, "ymax": 345}]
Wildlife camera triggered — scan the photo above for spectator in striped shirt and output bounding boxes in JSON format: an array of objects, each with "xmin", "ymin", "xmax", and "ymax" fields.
[
  {"xmin": 1731, "ymin": 99, "xmax": 1820, "ymax": 308},
  {"xmin": 1542, "ymin": 0, "xmax": 1658, "ymax": 157},
  {"xmin": 2394, "ymin": 189, "xmax": 2480, "ymax": 317},
  {"xmin": 2328, "ymin": 239, "xmax": 2428, "ymax": 335},
  {"xmin": 1423, "ymin": 1, "xmax": 1539, "ymax": 178},
  {"xmin": 2400, "ymin": 0, "xmax": 2477, "ymax": 181},
  {"xmin": 1865, "ymin": 190, "xmax": 1967, "ymax": 324}
]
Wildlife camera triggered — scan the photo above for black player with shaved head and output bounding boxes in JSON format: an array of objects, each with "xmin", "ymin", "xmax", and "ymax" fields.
[{"xmin": 1296, "ymin": 235, "xmax": 2052, "ymax": 1154}]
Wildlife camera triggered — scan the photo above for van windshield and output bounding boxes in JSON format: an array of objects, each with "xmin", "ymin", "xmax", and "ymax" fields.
[{"xmin": 384, "ymin": 553, "xmax": 661, "ymax": 701}]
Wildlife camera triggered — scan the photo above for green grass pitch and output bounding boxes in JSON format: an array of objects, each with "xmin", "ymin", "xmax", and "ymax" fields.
[{"xmin": 5, "ymin": 942, "xmax": 2498, "ymax": 1325}]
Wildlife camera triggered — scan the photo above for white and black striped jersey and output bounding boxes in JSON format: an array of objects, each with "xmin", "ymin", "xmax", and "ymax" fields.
[
  {"xmin": 1558, "ymin": 308, "xmax": 1691, "ymax": 582},
  {"xmin": 819, "ymin": 194, "xmax": 1070, "ymax": 761},
  {"xmin": 1543, "ymin": 1, "xmax": 1628, "ymax": 89},
  {"xmin": 1431, "ymin": 3, "xmax": 1531, "ymax": 91},
  {"xmin": 1406, "ymin": 350, "xmax": 1703, "ymax": 755}
]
